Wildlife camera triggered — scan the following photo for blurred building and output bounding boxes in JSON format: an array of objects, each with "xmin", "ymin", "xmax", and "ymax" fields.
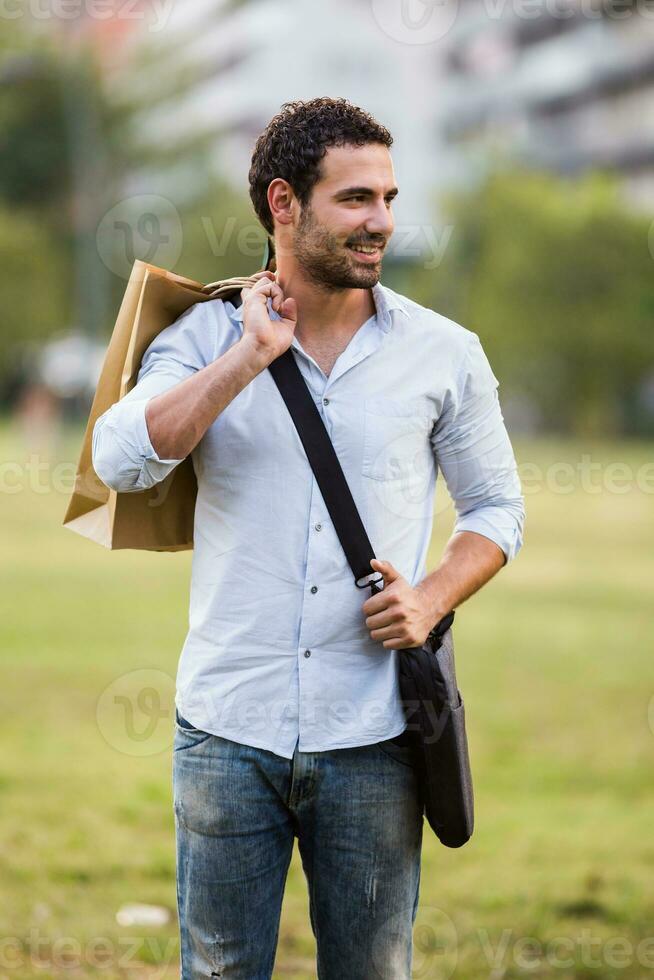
[
  {"xmin": 436, "ymin": 0, "xmax": 654, "ymax": 210},
  {"xmin": 108, "ymin": 0, "xmax": 654, "ymax": 218},
  {"xmin": 107, "ymin": 0, "xmax": 441, "ymax": 228}
]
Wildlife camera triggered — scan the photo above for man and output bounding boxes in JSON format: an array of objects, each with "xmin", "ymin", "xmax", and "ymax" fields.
[{"xmin": 93, "ymin": 97, "xmax": 525, "ymax": 980}]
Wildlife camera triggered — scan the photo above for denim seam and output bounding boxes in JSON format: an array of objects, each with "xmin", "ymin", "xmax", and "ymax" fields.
[{"xmin": 210, "ymin": 937, "xmax": 224, "ymax": 978}]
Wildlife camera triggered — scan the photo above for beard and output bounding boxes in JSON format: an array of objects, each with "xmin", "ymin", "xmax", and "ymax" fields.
[{"xmin": 293, "ymin": 204, "xmax": 384, "ymax": 291}]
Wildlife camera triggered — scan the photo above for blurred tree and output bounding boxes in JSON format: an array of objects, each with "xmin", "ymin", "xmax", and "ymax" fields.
[
  {"xmin": 0, "ymin": 52, "xmax": 71, "ymax": 210},
  {"xmin": 0, "ymin": 25, "xmax": 115, "ymax": 366},
  {"xmin": 0, "ymin": 17, "xmax": 257, "ymax": 403},
  {"xmin": 0, "ymin": 205, "xmax": 69, "ymax": 391},
  {"xmin": 177, "ymin": 178, "xmax": 267, "ymax": 286},
  {"xmin": 403, "ymin": 171, "xmax": 654, "ymax": 437}
]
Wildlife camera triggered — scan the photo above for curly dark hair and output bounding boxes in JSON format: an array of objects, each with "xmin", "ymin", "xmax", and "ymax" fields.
[{"xmin": 248, "ymin": 97, "xmax": 393, "ymax": 237}]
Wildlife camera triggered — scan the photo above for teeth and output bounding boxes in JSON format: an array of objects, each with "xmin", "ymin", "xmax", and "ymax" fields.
[{"xmin": 350, "ymin": 245, "xmax": 378, "ymax": 254}]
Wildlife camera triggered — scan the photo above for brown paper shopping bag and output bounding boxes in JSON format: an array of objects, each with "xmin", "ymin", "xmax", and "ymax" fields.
[{"xmin": 62, "ymin": 259, "xmax": 265, "ymax": 551}]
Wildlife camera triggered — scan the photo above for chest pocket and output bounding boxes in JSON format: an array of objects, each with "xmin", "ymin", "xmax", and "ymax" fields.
[{"xmin": 362, "ymin": 396, "xmax": 434, "ymax": 483}]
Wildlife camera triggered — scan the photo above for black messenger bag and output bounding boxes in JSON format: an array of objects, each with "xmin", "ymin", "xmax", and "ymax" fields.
[{"xmin": 267, "ymin": 347, "xmax": 475, "ymax": 849}]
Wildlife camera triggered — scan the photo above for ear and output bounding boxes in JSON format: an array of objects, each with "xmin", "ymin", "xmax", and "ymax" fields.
[{"xmin": 268, "ymin": 178, "xmax": 295, "ymax": 228}]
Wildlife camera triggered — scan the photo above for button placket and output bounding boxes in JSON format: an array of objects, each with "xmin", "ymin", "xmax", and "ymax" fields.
[
  {"xmin": 318, "ymin": 318, "xmax": 382, "ymax": 388},
  {"xmin": 298, "ymin": 480, "xmax": 326, "ymax": 730}
]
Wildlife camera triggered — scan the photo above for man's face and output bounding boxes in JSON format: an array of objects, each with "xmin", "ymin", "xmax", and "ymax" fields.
[{"xmin": 292, "ymin": 143, "xmax": 397, "ymax": 290}]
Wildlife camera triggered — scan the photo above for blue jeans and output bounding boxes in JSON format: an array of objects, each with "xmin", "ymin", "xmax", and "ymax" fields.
[{"xmin": 172, "ymin": 709, "xmax": 423, "ymax": 979}]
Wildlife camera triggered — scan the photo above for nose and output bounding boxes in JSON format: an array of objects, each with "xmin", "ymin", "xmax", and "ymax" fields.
[{"xmin": 364, "ymin": 198, "xmax": 394, "ymax": 241}]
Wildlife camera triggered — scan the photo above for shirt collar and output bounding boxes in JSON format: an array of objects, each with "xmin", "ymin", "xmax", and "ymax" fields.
[
  {"xmin": 371, "ymin": 282, "xmax": 410, "ymax": 332},
  {"xmin": 228, "ymin": 280, "xmax": 409, "ymax": 334}
]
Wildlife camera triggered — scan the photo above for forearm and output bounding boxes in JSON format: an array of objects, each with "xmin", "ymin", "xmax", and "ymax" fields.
[
  {"xmin": 145, "ymin": 337, "xmax": 270, "ymax": 460},
  {"xmin": 415, "ymin": 530, "xmax": 506, "ymax": 622}
]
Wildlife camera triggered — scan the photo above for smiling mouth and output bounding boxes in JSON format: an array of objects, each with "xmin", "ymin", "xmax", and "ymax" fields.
[{"xmin": 346, "ymin": 243, "xmax": 384, "ymax": 262}]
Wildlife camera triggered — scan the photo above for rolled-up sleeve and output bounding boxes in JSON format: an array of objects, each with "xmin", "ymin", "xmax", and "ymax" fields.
[
  {"xmin": 92, "ymin": 302, "xmax": 213, "ymax": 493},
  {"xmin": 431, "ymin": 331, "xmax": 525, "ymax": 564}
]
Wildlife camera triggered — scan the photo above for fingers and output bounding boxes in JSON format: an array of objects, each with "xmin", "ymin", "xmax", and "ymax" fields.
[
  {"xmin": 243, "ymin": 270, "xmax": 276, "ymax": 288},
  {"xmin": 370, "ymin": 559, "xmax": 400, "ymax": 584},
  {"xmin": 240, "ymin": 269, "xmax": 276, "ymax": 301},
  {"xmin": 279, "ymin": 296, "xmax": 297, "ymax": 324},
  {"xmin": 246, "ymin": 276, "xmax": 288, "ymax": 314},
  {"xmin": 366, "ymin": 609, "xmax": 402, "ymax": 631}
]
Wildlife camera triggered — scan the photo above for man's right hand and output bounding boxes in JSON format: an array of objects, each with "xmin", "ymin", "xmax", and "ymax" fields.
[{"xmin": 239, "ymin": 272, "xmax": 298, "ymax": 364}]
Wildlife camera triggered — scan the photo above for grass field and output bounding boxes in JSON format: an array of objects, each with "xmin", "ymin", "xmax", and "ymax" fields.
[{"xmin": 1, "ymin": 417, "xmax": 653, "ymax": 979}]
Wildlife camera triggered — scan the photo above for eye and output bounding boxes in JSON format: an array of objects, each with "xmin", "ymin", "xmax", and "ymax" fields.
[{"xmin": 347, "ymin": 195, "xmax": 365, "ymax": 202}]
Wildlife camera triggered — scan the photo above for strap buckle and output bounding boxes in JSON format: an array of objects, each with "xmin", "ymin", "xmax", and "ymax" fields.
[{"xmin": 354, "ymin": 571, "xmax": 384, "ymax": 591}]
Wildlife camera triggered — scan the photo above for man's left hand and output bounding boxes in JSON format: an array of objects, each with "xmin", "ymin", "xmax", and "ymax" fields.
[{"xmin": 361, "ymin": 558, "xmax": 438, "ymax": 650}]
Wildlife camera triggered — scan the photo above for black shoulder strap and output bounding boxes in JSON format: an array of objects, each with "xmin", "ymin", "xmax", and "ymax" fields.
[
  {"xmin": 240, "ymin": 254, "xmax": 452, "ymax": 631},
  {"xmin": 266, "ymin": 348, "xmax": 383, "ymax": 594},
  {"xmin": 267, "ymin": 344, "xmax": 455, "ymax": 638}
]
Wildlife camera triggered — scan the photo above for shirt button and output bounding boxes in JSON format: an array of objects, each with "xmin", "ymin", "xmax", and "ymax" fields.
[
  {"xmin": 314, "ymin": 523, "xmax": 322, "ymax": 531},
  {"xmin": 323, "ymin": 397, "xmax": 330, "ymax": 405},
  {"xmin": 304, "ymin": 649, "xmax": 312, "ymax": 658},
  {"xmin": 310, "ymin": 585, "xmax": 318, "ymax": 594}
]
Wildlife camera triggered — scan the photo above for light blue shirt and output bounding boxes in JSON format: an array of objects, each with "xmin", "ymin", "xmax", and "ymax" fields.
[{"xmin": 92, "ymin": 281, "xmax": 525, "ymax": 759}]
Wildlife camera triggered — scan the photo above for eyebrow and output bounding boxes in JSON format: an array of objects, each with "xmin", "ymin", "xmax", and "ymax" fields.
[{"xmin": 335, "ymin": 186, "xmax": 399, "ymax": 199}]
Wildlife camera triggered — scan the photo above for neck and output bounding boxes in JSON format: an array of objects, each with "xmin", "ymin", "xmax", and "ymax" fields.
[{"xmin": 275, "ymin": 260, "xmax": 377, "ymax": 343}]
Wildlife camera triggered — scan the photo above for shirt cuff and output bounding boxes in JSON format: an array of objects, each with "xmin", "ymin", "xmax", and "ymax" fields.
[
  {"xmin": 454, "ymin": 507, "xmax": 524, "ymax": 565},
  {"xmin": 131, "ymin": 396, "xmax": 186, "ymax": 464}
]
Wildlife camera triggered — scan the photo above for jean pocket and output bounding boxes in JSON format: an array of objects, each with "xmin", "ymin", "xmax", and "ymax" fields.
[
  {"xmin": 174, "ymin": 708, "xmax": 212, "ymax": 749},
  {"xmin": 375, "ymin": 735, "xmax": 417, "ymax": 768}
]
